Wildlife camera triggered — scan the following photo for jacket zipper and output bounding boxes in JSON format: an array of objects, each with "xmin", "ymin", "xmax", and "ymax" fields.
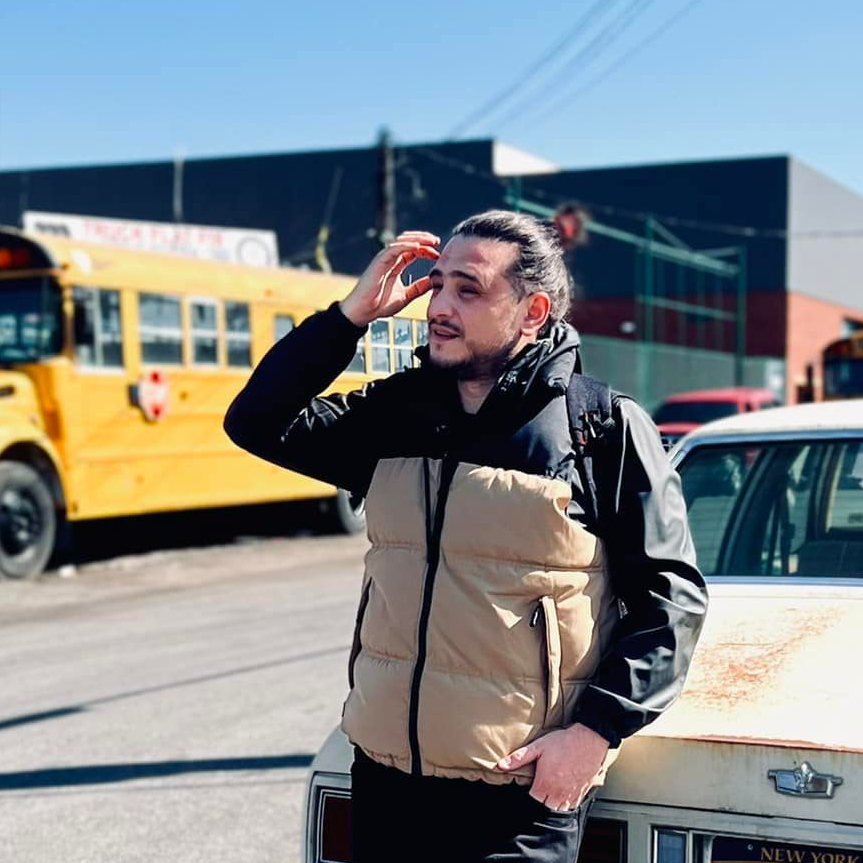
[
  {"xmin": 408, "ymin": 453, "xmax": 459, "ymax": 777},
  {"xmin": 529, "ymin": 602, "xmax": 548, "ymax": 701},
  {"xmin": 530, "ymin": 596, "xmax": 563, "ymax": 727},
  {"xmin": 348, "ymin": 578, "xmax": 372, "ymax": 690}
]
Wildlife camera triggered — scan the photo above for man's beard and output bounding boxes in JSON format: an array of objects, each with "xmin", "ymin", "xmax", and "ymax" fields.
[{"xmin": 428, "ymin": 327, "xmax": 523, "ymax": 382}]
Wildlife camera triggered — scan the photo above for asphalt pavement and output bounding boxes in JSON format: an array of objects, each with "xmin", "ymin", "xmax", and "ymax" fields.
[{"xmin": 0, "ymin": 528, "xmax": 368, "ymax": 863}]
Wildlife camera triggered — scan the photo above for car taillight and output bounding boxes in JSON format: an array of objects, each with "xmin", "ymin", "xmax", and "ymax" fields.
[
  {"xmin": 317, "ymin": 789, "xmax": 352, "ymax": 863},
  {"xmin": 579, "ymin": 817, "xmax": 627, "ymax": 863}
]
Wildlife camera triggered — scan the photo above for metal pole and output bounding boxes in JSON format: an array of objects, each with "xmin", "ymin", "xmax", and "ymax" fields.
[
  {"xmin": 376, "ymin": 129, "xmax": 396, "ymax": 247},
  {"xmin": 643, "ymin": 215, "xmax": 655, "ymax": 407},
  {"xmin": 19, "ymin": 173, "xmax": 29, "ymax": 227},
  {"xmin": 510, "ymin": 177, "xmax": 523, "ymax": 212},
  {"xmin": 735, "ymin": 245, "xmax": 747, "ymax": 385},
  {"xmin": 173, "ymin": 150, "xmax": 184, "ymax": 224}
]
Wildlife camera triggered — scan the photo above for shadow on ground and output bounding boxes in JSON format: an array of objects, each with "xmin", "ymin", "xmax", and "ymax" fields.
[
  {"xmin": 60, "ymin": 499, "xmax": 342, "ymax": 568},
  {"xmin": 0, "ymin": 754, "xmax": 316, "ymax": 790}
]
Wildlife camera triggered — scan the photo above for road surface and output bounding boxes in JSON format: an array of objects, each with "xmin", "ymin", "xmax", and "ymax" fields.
[{"xmin": 0, "ymin": 527, "xmax": 367, "ymax": 863}]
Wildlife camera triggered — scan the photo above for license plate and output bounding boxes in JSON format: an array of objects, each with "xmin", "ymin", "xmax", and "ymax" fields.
[{"xmin": 713, "ymin": 837, "xmax": 862, "ymax": 863}]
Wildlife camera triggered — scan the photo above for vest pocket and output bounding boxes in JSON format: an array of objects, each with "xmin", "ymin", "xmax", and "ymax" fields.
[
  {"xmin": 348, "ymin": 578, "xmax": 372, "ymax": 689},
  {"xmin": 532, "ymin": 595, "xmax": 564, "ymax": 728}
]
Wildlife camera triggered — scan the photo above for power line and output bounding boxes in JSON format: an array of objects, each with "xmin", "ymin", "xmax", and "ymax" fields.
[
  {"xmin": 445, "ymin": 0, "xmax": 615, "ymax": 140},
  {"xmin": 491, "ymin": 0, "xmax": 658, "ymax": 133},
  {"xmin": 531, "ymin": 0, "xmax": 707, "ymax": 125}
]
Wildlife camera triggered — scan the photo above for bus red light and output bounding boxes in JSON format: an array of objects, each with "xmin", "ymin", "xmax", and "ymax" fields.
[
  {"xmin": 10, "ymin": 248, "xmax": 31, "ymax": 268},
  {"xmin": 0, "ymin": 247, "xmax": 32, "ymax": 269}
]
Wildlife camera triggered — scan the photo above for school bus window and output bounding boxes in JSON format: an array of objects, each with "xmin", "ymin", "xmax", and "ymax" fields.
[
  {"xmin": 414, "ymin": 320, "xmax": 428, "ymax": 368},
  {"xmin": 226, "ymin": 301, "xmax": 251, "ymax": 367},
  {"xmin": 394, "ymin": 318, "xmax": 413, "ymax": 371},
  {"xmin": 0, "ymin": 276, "xmax": 63, "ymax": 364},
  {"xmin": 274, "ymin": 314, "xmax": 295, "ymax": 342},
  {"xmin": 139, "ymin": 292, "xmax": 183, "ymax": 365},
  {"xmin": 346, "ymin": 333, "xmax": 367, "ymax": 373},
  {"xmin": 371, "ymin": 319, "xmax": 391, "ymax": 373},
  {"xmin": 190, "ymin": 299, "xmax": 219, "ymax": 365},
  {"xmin": 73, "ymin": 286, "xmax": 123, "ymax": 368}
]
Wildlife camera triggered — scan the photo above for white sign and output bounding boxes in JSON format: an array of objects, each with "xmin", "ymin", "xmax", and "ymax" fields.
[{"xmin": 23, "ymin": 211, "xmax": 279, "ymax": 268}]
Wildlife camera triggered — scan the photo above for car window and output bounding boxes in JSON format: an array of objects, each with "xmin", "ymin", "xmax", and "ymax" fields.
[{"xmin": 678, "ymin": 439, "xmax": 863, "ymax": 578}]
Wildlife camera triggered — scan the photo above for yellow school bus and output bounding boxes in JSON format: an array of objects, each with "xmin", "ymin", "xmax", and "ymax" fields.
[
  {"xmin": 0, "ymin": 227, "xmax": 430, "ymax": 579},
  {"xmin": 823, "ymin": 330, "xmax": 863, "ymax": 400}
]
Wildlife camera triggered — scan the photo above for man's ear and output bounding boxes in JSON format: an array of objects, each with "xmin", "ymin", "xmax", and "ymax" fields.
[{"xmin": 521, "ymin": 292, "xmax": 551, "ymax": 337}]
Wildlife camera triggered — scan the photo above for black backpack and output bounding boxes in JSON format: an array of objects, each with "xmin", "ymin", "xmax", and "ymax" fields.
[{"xmin": 565, "ymin": 370, "xmax": 627, "ymax": 536}]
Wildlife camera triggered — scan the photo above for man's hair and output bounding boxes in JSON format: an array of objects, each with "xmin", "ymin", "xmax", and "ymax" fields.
[{"xmin": 451, "ymin": 209, "xmax": 573, "ymax": 333}]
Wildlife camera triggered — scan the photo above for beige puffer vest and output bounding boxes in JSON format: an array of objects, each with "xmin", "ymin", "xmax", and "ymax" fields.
[{"xmin": 341, "ymin": 456, "xmax": 618, "ymax": 784}]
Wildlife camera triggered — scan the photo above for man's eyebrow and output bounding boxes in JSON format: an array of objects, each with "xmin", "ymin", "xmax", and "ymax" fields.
[{"xmin": 429, "ymin": 267, "xmax": 483, "ymax": 285}]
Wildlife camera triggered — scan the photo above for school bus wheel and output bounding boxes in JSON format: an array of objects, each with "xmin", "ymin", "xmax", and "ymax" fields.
[
  {"xmin": 0, "ymin": 461, "xmax": 57, "ymax": 580},
  {"xmin": 330, "ymin": 489, "xmax": 366, "ymax": 535}
]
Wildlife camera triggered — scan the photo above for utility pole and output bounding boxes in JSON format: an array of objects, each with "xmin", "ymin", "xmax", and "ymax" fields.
[
  {"xmin": 375, "ymin": 128, "xmax": 396, "ymax": 247},
  {"xmin": 173, "ymin": 149, "xmax": 184, "ymax": 224}
]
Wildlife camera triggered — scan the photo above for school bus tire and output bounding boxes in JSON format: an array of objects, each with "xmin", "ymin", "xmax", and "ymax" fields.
[
  {"xmin": 330, "ymin": 488, "xmax": 366, "ymax": 535},
  {"xmin": 0, "ymin": 460, "xmax": 57, "ymax": 580}
]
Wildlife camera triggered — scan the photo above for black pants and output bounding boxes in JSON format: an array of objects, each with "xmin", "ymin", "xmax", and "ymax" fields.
[{"xmin": 350, "ymin": 748, "xmax": 593, "ymax": 863}]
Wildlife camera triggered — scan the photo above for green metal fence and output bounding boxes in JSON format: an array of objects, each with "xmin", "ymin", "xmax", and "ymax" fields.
[{"xmin": 579, "ymin": 334, "xmax": 785, "ymax": 414}]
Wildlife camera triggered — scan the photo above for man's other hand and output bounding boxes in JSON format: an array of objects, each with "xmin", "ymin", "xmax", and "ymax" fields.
[
  {"xmin": 340, "ymin": 231, "xmax": 440, "ymax": 327},
  {"xmin": 496, "ymin": 723, "xmax": 610, "ymax": 812}
]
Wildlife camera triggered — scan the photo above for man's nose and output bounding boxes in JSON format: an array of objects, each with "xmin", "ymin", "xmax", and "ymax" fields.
[{"xmin": 428, "ymin": 285, "xmax": 454, "ymax": 319}]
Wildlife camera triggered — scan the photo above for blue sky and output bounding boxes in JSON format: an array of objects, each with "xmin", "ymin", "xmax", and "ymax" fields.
[{"xmin": 2, "ymin": 0, "xmax": 862, "ymax": 194}]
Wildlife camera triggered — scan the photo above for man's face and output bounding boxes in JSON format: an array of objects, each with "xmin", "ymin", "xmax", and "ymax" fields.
[{"xmin": 426, "ymin": 236, "xmax": 529, "ymax": 380}]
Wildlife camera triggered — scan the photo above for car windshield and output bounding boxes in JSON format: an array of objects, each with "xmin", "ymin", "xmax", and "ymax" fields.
[
  {"xmin": 677, "ymin": 438, "xmax": 863, "ymax": 578},
  {"xmin": 653, "ymin": 400, "xmax": 739, "ymax": 425},
  {"xmin": 824, "ymin": 358, "xmax": 863, "ymax": 399},
  {"xmin": 0, "ymin": 277, "xmax": 64, "ymax": 363}
]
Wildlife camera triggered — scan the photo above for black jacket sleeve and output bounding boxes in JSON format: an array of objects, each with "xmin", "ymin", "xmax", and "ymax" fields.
[
  {"xmin": 571, "ymin": 398, "xmax": 708, "ymax": 748},
  {"xmin": 223, "ymin": 302, "xmax": 384, "ymax": 496}
]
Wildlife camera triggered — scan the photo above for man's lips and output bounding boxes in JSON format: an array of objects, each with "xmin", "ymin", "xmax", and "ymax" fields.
[{"xmin": 430, "ymin": 324, "xmax": 461, "ymax": 340}]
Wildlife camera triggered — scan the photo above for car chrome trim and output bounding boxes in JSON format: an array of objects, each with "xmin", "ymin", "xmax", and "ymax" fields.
[
  {"xmin": 703, "ymin": 576, "xmax": 863, "ymax": 587},
  {"xmin": 672, "ymin": 428, "xmax": 863, "ymax": 467},
  {"xmin": 768, "ymin": 762, "xmax": 844, "ymax": 799}
]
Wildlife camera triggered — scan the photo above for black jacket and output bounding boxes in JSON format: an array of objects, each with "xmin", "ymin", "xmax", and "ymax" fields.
[{"xmin": 224, "ymin": 303, "xmax": 707, "ymax": 748}]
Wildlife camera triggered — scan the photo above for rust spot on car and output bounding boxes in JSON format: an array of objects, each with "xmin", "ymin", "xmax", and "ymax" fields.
[{"xmin": 681, "ymin": 605, "xmax": 836, "ymax": 711}]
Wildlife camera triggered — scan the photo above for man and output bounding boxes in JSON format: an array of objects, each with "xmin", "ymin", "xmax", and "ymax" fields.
[{"xmin": 224, "ymin": 210, "xmax": 706, "ymax": 862}]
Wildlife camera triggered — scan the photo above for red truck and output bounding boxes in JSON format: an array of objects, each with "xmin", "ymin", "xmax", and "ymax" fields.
[{"xmin": 653, "ymin": 386, "xmax": 780, "ymax": 448}]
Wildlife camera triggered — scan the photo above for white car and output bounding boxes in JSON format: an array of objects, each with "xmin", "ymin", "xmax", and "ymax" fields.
[{"xmin": 303, "ymin": 399, "xmax": 863, "ymax": 863}]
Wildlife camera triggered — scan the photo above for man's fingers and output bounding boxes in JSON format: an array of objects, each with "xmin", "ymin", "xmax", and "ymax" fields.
[
  {"xmin": 497, "ymin": 745, "xmax": 540, "ymax": 771},
  {"xmin": 379, "ymin": 247, "xmax": 437, "ymax": 301},
  {"xmin": 402, "ymin": 275, "xmax": 432, "ymax": 304},
  {"xmin": 376, "ymin": 242, "xmax": 438, "ymax": 274},
  {"xmin": 394, "ymin": 230, "xmax": 440, "ymax": 245}
]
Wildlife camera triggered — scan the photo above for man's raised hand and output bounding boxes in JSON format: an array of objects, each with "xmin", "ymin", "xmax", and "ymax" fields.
[{"xmin": 339, "ymin": 231, "xmax": 440, "ymax": 328}]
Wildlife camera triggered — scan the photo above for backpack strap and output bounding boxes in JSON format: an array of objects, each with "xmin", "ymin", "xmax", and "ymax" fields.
[{"xmin": 566, "ymin": 372, "xmax": 621, "ymax": 534}]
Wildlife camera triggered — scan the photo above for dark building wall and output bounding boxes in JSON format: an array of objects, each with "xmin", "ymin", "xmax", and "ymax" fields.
[
  {"xmin": 523, "ymin": 155, "xmax": 790, "ymax": 301},
  {"xmin": 0, "ymin": 141, "xmax": 513, "ymax": 277},
  {"xmin": 0, "ymin": 148, "xmax": 793, "ymax": 295}
]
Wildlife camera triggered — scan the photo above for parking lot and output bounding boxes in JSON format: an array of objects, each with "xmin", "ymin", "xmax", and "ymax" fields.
[{"xmin": 0, "ymin": 518, "xmax": 368, "ymax": 863}]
